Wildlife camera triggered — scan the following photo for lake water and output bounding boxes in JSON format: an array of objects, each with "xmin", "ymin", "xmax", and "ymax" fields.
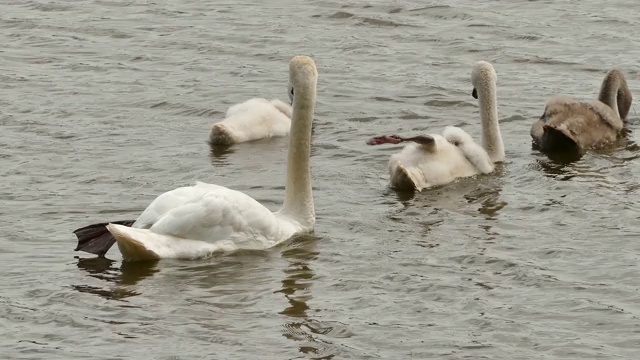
[{"xmin": 2, "ymin": 0, "xmax": 640, "ymax": 359}]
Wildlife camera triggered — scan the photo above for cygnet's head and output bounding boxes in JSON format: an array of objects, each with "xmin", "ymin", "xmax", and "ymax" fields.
[
  {"xmin": 471, "ymin": 61, "xmax": 497, "ymax": 99},
  {"xmin": 289, "ymin": 56, "xmax": 318, "ymax": 103}
]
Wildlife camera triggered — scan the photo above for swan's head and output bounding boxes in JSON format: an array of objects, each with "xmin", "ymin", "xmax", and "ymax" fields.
[
  {"xmin": 471, "ymin": 61, "xmax": 497, "ymax": 99},
  {"xmin": 289, "ymin": 56, "xmax": 318, "ymax": 101}
]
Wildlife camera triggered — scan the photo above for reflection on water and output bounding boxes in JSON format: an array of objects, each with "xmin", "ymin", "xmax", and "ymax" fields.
[
  {"xmin": 536, "ymin": 148, "xmax": 584, "ymax": 164},
  {"xmin": 277, "ymin": 235, "xmax": 322, "ymax": 355},
  {"xmin": 209, "ymin": 144, "xmax": 235, "ymax": 166},
  {"xmin": 392, "ymin": 173, "xmax": 506, "ymax": 219},
  {"xmin": 464, "ymin": 184, "xmax": 506, "ymax": 220},
  {"xmin": 73, "ymin": 257, "xmax": 159, "ymax": 301},
  {"xmin": 172, "ymin": 251, "xmax": 275, "ymax": 289},
  {"xmin": 535, "ymin": 156, "xmax": 581, "ymax": 180},
  {"xmin": 120, "ymin": 260, "xmax": 161, "ymax": 285},
  {"xmin": 75, "ymin": 257, "xmax": 117, "ymax": 282},
  {"xmin": 622, "ymin": 131, "xmax": 638, "ymax": 150},
  {"xmin": 393, "ymin": 187, "xmax": 416, "ymax": 203},
  {"xmin": 277, "ymin": 235, "xmax": 356, "ymax": 358}
]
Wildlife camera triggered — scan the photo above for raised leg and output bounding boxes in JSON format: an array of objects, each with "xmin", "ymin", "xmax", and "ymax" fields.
[{"xmin": 73, "ymin": 219, "xmax": 136, "ymax": 256}]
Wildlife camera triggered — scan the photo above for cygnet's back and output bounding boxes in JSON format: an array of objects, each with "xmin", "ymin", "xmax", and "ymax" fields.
[
  {"xmin": 209, "ymin": 98, "xmax": 292, "ymax": 145},
  {"xmin": 388, "ymin": 133, "xmax": 481, "ymax": 190}
]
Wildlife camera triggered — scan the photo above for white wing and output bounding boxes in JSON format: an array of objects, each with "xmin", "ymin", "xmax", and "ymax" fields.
[
  {"xmin": 133, "ymin": 182, "xmax": 287, "ymax": 247},
  {"xmin": 443, "ymin": 126, "xmax": 494, "ymax": 174}
]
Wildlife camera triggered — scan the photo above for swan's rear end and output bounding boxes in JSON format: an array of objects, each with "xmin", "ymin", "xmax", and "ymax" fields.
[
  {"xmin": 209, "ymin": 123, "xmax": 235, "ymax": 146},
  {"xmin": 107, "ymin": 224, "xmax": 237, "ymax": 261}
]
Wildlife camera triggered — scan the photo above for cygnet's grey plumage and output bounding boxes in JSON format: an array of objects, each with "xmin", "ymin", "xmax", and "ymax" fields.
[{"xmin": 531, "ymin": 69, "xmax": 632, "ymax": 153}]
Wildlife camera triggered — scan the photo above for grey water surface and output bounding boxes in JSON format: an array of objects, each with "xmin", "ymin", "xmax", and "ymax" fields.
[{"xmin": 1, "ymin": 0, "xmax": 640, "ymax": 359}]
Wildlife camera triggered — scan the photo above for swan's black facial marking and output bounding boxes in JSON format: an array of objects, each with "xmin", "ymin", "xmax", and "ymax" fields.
[
  {"xmin": 472, "ymin": 88, "xmax": 478, "ymax": 99},
  {"xmin": 289, "ymin": 87, "xmax": 295, "ymax": 105}
]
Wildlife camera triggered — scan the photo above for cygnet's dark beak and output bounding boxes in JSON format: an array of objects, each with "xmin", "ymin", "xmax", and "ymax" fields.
[{"xmin": 472, "ymin": 88, "xmax": 478, "ymax": 99}]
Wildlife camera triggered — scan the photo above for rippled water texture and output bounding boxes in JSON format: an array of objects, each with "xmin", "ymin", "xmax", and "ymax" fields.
[{"xmin": 2, "ymin": 0, "xmax": 640, "ymax": 359}]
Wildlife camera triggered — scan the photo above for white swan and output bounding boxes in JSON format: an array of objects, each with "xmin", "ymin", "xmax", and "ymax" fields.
[
  {"xmin": 209, "ymin": 87, "xmax": 294, "ymax": 145},
  {"xmin": 367, "ymin": 61, "xmax": 504, "ymax": 191},
  {"xmin": 73, "ymin": 56, "xmax": 318, "ymax": 261}
]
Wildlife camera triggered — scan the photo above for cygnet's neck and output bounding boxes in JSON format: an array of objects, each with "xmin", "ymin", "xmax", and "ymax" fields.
[
  {"xmin": 598, "ymin": 69, "xmax": 632, "ymax": 120},
  {"xmin": 280, "ymin": 85, "xmax": 315, "ymax": 228},
  {"xmin": 477, "ymin": 80, "xmax": 505, "ymax": 163}
]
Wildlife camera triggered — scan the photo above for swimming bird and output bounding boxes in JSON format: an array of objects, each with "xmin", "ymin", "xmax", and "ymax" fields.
[
  {"xmin": 367, "ymin": 61, "xmax": 504, "ymax": 191},
  {"xmin": 74, "ymin": 56, "xmax": 318, "ymax": 261},
  {"xmin": 208, "ymin": 85, "xmax": 294, "ymax": 145},
  {"xmin": 530, "ymin": 69, "xmax": 632, "ymax": 154}
]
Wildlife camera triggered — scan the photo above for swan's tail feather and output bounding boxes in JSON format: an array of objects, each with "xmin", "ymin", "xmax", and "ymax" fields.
[
  {"xmin": 443, "ymin": 126, "xmax": 473, "ymax": 146},
  {"xmin": 107, "ymin": 224, "xmax": 233, "ymax": 261},
  {"xmin": 73, "ymin": 220, "xmax": 135, "ymax": 256},
  {"xmin": 107, "ymin": 224, "xmax": 160, "ymax": 262},
  {"xmin": 542, "ymin": 123, "xmax": 579, "ymax": 152},
  {"xmin": 392, "ymin": 163, "xmax": 425, "ymax": 192},
  {"xmin": 396, "ymin": 166, "xmax": 416, "ymax": 191},
  {"xmin": 209, "ymin": 123, "xmax": 235, "ymax": 146}
]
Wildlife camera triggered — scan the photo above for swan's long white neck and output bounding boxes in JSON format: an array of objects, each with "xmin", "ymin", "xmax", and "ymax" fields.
[
  {"xmin": 477, "ymin": 80, "xmax": 505, "ymax": 163},
  {"xmin": 280, "ymin": 83, "xmax": 315, "ymax": 228}
]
